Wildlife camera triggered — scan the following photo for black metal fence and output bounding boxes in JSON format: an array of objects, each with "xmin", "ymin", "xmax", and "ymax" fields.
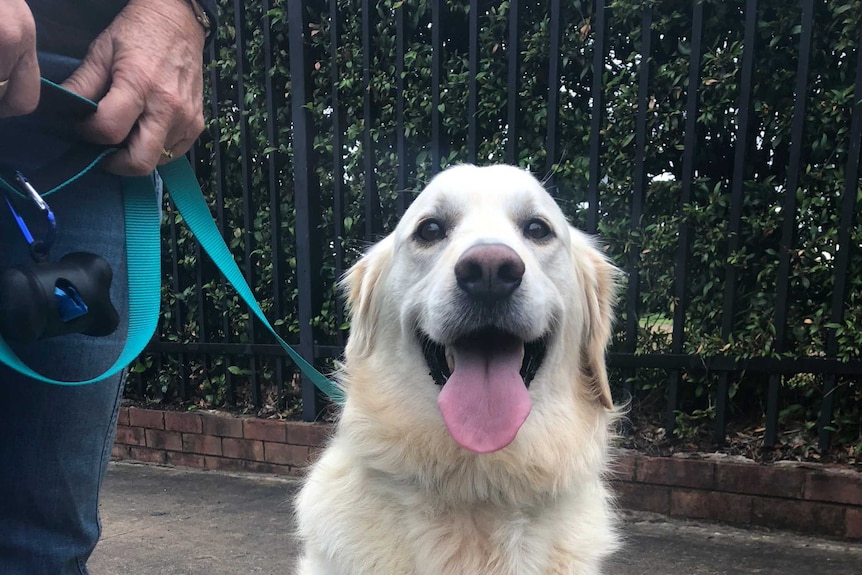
[{"xmin": 132, "ymin": 0, "xmax": 862, "ymax": 455}]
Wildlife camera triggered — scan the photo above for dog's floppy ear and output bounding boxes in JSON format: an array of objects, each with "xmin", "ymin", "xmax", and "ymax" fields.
[
  {"xmin": 571, "ymin": 229, "xmax": 619, "ymax": 410},
  {"xmin": 341, "ymin": 236, "xmax": 394, "ymax": 358}
]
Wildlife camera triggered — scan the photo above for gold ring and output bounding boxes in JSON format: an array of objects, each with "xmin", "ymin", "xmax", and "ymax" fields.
[{"xmin": 161, "ymin": 147, "xmax": 174, "ymax": 159}]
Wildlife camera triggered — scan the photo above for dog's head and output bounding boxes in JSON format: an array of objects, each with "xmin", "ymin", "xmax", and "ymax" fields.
[{"xmin": 342, "ymin": 165, "xmax": 618, "ymax": 455}]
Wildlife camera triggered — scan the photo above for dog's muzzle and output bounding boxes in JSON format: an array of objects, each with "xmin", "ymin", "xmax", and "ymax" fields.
[{"xmin": 418, "ymin": 243, "xmax": 549, "ymax": 454}]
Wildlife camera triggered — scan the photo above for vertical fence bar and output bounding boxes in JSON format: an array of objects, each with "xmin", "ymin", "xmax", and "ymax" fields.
[
  {"xmin": 361, "ymin": 0, "xmax": 381, "ymax": 239},
  {"xmin": 587, "ymin": 0, "xmax": 608, "ymax": 234},
  {"xmin": 233, "ymin": 0, "xmax": 260, "ymax": 410},
  {"xmin": 716, "ymin": 0, "xmax": 758, "ymax": 444},
  {"xmin": 188, "ymin": 141, "xmax": 209, "ymax": 393},
  {"xmin": 167, "ymin": 201, "xmax": 189, "ymax": 400},
  {"xmin": 545, "ymin": 0, "xmax": 562, "ymax": 180},
  {"xmin": 187, "ymin": 141, "xmax": 207, "ymax": 334},
  {"xmin": 506, "ymin": 0, "xmax": 520, "ymax": 165},
  {"xmin": 209, "ymin": 26, "xmax": 234, "ymax": 403},
  {"xmin": 765, "ymin": 0, "xmax": 814, "ymax": 448},
  {"xmin": 431, "ymin": 0, "xmax": 443, "ymax": 173},
  {"xmin": 395, "ymin": 4, "xmax": 409, "ymax": 215},
  {"xmin": 623, "ymin": 5, "xmax": 652, "ymax": 396},
  {"xmin": 666, "ymin": 0, "xmax": 704, "ymax": 435},
  {"xmin": 207, "ymin": 36, "xmax": 232, "ymax": 402},
  {"xmin": 468, "ymin": 0, "xmax": 479, "ymax": 164},
  {"xmin": 262, "ymin": 0, "xmax": 287, "ymax": 409},
  {"xmin": 288, "ymin": 0, "xmax": 324, "ymax": 421},
  {"xmin": 330, "ymin": 0, "xmax": 347, "ymax": 346},
  {"xmin": 819, "ymin": 26, "xmax": 862, "ymax": 451}
]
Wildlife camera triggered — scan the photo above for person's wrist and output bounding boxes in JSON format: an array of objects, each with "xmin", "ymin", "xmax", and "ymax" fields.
[
  {"xmin": 128, "ymin": 0, "xmax": 208, "ymax": 44},
  {"xmin": 183, "ymin": 0, "xmax": 212, "ymax": 39}
]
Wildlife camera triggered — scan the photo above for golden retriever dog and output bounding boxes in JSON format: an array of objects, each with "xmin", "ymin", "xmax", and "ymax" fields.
[{"xmin": 295, "ymin": 164, "xmax": 620, "ymax": 574}]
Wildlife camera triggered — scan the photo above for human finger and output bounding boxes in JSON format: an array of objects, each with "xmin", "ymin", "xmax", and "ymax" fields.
[
  {"xmin": 0, "ymin": 5, "xmax": 40, "ymax": 118},
  {"xmin": 157, "ymin": 134, "xmax": 196, "ymax": 166},
  {"xmin": 0, "ymin": 51, "xmax": 41, "ymax": 117},
  {"xmin": 101, "ymin": 109, "xmax": 171, "ymax": 176},
  {"xmin": 158, "ymin": 104, "xmax": 205, "ymax": 165},
  {"xmin": 76, "ymin": 76, "xmax": 146, "ymax": 146},
  {"xmin": 60, "ymin": 35, "xmax": 114, "ymax": 103}
]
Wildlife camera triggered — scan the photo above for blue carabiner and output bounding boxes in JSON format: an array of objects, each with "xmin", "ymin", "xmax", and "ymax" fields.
[{"xmin": 3, "ymin": 171, "xmax": 57, "ymax": 261}]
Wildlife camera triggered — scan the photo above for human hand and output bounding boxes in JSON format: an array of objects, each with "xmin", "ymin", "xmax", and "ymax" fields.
[
  {"xmin": 61, "ymin": 0, "xmax": 207, "ymax": 176},
  {"xmin": 0, "ymin": 0, "xmax": 41, "ymax": 118}
]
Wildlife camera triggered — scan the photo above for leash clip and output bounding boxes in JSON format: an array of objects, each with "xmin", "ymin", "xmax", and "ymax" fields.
[{"xmin": 3, "ymin": 170, "xmax": 57, "ymax": 261}]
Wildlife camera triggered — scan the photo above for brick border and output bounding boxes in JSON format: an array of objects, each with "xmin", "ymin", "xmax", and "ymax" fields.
[
  {"xmin": 114, "ymin": 407, "xmax": 861, "ymax": 540},
  {"xmin": 113, "ymin": 407, "xmax": 329, "ymax": 477},
  {"xmin": 612, "ymin": 450, "xmax": 861, "ymax": 540}
]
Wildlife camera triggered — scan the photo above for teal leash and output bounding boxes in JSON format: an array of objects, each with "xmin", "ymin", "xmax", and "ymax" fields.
[
  {"xmin": 0, "ymin": 155, "xmax": 342, "ymax": 404},
  {"xmin": 159, "ymin": 159, "xmax": 343, "ymax": 403}
]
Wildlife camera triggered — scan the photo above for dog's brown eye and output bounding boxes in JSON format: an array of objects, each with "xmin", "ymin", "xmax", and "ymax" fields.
[
  {"xmin": 524, "ymin": 219, "xmax": 552, "ymax": 241},
  {"xmin": 416, "ymin": 219, "xmax": 446, "ymax": 243}
]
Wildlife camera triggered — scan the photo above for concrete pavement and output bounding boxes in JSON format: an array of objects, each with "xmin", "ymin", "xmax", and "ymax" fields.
[{"xmin": 89, "ymin": 462, "xmax": 862, "ymax": 575}]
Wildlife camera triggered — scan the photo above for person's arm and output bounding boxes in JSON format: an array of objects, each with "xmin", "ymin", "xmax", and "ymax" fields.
[
  {"xmin": 61, "ymin": 0, "xmax": 210, "ymax": 176},
  {"xmin": 0, "ymin": 0, "xmax": 41, "ymax": 118}
]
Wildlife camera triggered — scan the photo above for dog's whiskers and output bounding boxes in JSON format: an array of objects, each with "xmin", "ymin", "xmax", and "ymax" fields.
[{"xmin": 540, "ymin": 144, "xmax": 571, "ymax": 189}]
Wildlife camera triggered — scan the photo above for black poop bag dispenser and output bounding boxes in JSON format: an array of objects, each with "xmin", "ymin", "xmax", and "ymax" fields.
[
  {"xmin": 0, "ymin": 251, "xmax": 119, "ymax": 342},
  {"xmin": 0, "ymin": 77, "xmax": 120, "ymax": 344}
]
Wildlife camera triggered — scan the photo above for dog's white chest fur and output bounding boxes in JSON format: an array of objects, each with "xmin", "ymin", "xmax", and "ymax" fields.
[
  {"xmin": 295, "ymin": 165, "xmax": 620, "ymax": 574},
  {"xmin": 296, "ymin": 442, "xmax": 615, "ymax": 575}
]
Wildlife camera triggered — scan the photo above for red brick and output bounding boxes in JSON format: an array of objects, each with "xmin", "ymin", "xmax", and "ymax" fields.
[
  {"xmin": 129, "ymin": 446, "xmax": 168, "ymax": 464},
  {"xmin": 111, "ymin": 445, "xmax": 130, "ymax": 459},
  {"xmin": 128, "ymin": 408, "xmax": 165, "ymax": 430},
  {"xmin": 286, "ymin": 422, "xmax": 332, "ymax": 447},
  {"xmin": 145, "ymin": 429, "xmax": 183, "ymax": 452},
  {"xmin": 715, "ymin": 462, "xmax": 805, "ymax": 499},
  {"xmin": 670, "ymin": 488, "xmax": 752, "ymax": 524},
  {"xmin": 201, "ymin": 413, "xmax": 244, "ymax": 438},
  {"xmin": 114, "ymin": 425, "xmax": 146, "ymax": 446},
  {"xmin": 182, "ymin": 433, "xmax": 222, "ymax": 456},
  {"xmin": 610, "ymin": 449, "xmax": 636, "ymax": 481},
  {"xmin": 803, "ymin": 469, "xmax": 862, "ymax": 506},
  {"xmin": 204, "ymin": 456, "xmax": 286, "ymax": 475},
  {"xmin": 238, "ymin": 460, "xmax": 293, "ymax": 475},
  {"xmin": 751, "ymin": 498, "xmax": 845, "ymax": 537},
  {"xmin": 612, "ymin": 481, "xmax": 670, "ymax": 514},
  {"xmin": 270, "ymin": 464, "xmax": 297, "ymax": 477},
  {"xmin": 164, "ymin": 411, "xmax": 203, "ymax": 434},
  {"xmin": 635, "ymin": 456, "xmax": 715, "ymax": 490},
  {"xmin": 264, "ymin": 442, "xmax": 309, "ymax": 466},
  {"xmin": 166, "ymin": 451, "xmax": 207, "ymax": 470},
  {"xmin": 117, "ymin": 406, "xmax": 130, "ymax": 426},
  {"xmin": 244, "ymin": 418, "xmax": 288, "ymax": 443},
  {"xmin": 222, "ymin": 437, "xmax": 265, "ymax": 461},
  {"xmin": 204, "ymin": 456, "xmax": 244, "ymax": 473},
  {"xmin": 846, "ymin": 508, "xmax": 862, "ymax": 540}
]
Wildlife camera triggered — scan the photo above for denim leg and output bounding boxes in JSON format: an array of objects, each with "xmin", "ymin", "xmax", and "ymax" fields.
[{"xmin": 0, "ymin": 166, "xmax": 129, "ymax": 575}]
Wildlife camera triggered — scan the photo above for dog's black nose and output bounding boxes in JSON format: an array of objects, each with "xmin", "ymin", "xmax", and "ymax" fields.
[{"xmin": 455, "ymin": 243, "xmax": 525, "ymax": 301}]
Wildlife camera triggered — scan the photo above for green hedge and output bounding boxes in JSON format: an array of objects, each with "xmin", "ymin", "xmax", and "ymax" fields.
[{"xmin": 131, "ymin": 0, "xmax": 862, "ymax": 457}]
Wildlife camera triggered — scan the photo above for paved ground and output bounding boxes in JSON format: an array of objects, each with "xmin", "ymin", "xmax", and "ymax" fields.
[{"xmin": 90, "ymin": 462, "xmax": 862, "ymax": 575}]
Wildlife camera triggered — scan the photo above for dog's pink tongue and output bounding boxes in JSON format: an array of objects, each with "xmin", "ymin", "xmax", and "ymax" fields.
[{"xmin": 437, "ymin": 339, "xmax": 531, "ymax": 454}]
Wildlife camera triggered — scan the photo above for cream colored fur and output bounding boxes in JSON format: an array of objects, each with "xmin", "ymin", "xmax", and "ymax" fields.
[{"xmin": 295, "ymin": 165, "xmax": 620, "ymax": 575}]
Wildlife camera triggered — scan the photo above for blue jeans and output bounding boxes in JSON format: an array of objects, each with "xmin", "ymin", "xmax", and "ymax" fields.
[{"xmin": 0, "ymin": 54, "xmax": 134, "ymax": 574}]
